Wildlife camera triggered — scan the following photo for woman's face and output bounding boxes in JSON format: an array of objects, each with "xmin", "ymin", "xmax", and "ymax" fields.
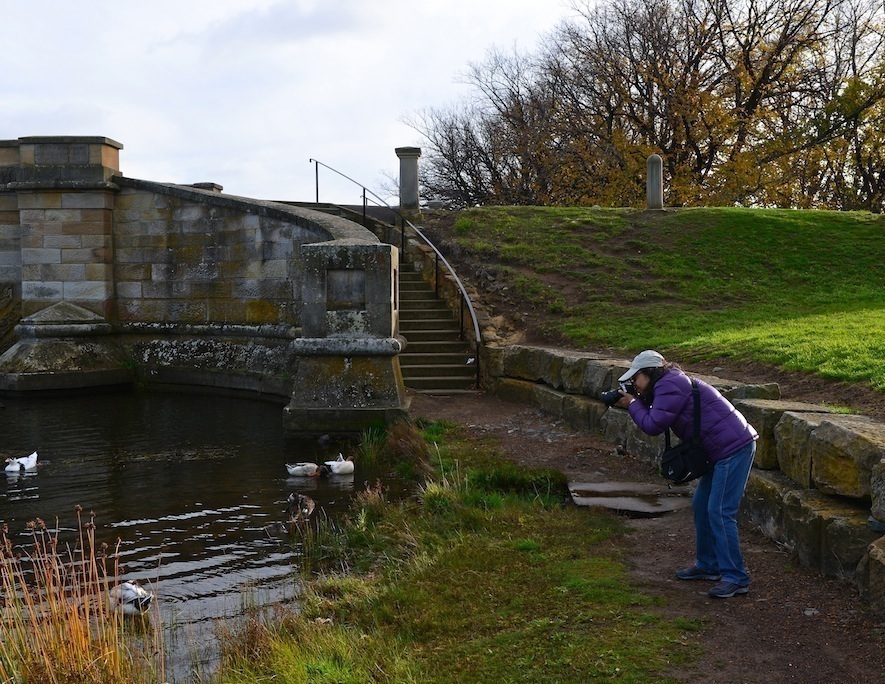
[{"xmin": 632, "ymin": 370, "xmax": 651, "ymax": 394}]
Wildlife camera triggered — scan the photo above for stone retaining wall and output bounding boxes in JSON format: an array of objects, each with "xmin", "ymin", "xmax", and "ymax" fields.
[{"xmin": 481, "ymin": 343, "xmax": 885, "ymax": 615}]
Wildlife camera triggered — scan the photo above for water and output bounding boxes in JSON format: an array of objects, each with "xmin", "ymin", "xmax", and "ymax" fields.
[{"xmin": 0, "ymin": 390, "xmax": 394, "ymax": 679}]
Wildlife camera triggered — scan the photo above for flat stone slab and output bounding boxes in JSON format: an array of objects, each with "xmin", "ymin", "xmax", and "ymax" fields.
[{"xmin": 569, "ymin": 481, "xmax": 693, "ymax": 517}]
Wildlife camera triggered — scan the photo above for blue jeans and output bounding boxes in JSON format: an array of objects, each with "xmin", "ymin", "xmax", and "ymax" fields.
[{"xmin": 692, "ymin": 441, "xmax": 756, "ymax": 585}]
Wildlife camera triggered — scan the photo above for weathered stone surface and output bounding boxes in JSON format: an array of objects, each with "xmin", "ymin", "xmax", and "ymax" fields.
[
  {"xmin": 810, "ymin": 419, "xmax": 885, "ymax": 499},
  {"xmin": 132, "ymin": 336, "xmax": 296, "ymax": 378},
  {"xmin": 691, "ymin": 372, "xmax": 765, "ymax": 398},
  {"xmin": 582, "ymin": 361, "xmax": 616, "ymax": 397},
  {"xmin": 482, "ymin": 345, "xmax": 504, "ymax": 379},
  {"xmin": 775, "ymin": 412, "xmax": 836, "ymax": 487},
  {"xmin": 287, "ymin": 355, "xmax": 406, "ymax": 408},
  {"xmin": 532, "ymin": 383, "xmax": 566, "ymax": 417},
  {"xmin": 734, "ymin": 400, "xmax": 834, "ymax": 470},
  {"xmin": 599, "ymin": 406, "xmax": 664, "ymax": 463},
  {"xmin": 781, "ymin": 488, "xmax": 877, "ymax": 577},
  {"xmin": 824, "ymin": 508, "xmax": 882, "ymax": 579},
  {"xmin": 872, "ymin": 462, "xmax": 885, "ymax": 526},
  {"xmin": 569, "ymin": 480, "xmax": 692, "ymax": 516},
  {"xmin": 562, "ymin": 394, "xmax": 607, "ymax": 433},
  {"xmin": 741, "ymin": 469, "xmax": 797, "ymax": 542},
  {"xmin": 559, "ymin": 352, "xmax": 589, "ymax": 393},
  {"xmin": 857, "ymin": 537, "xmax": 885, "ymax": 615},
  {"xmin": 492, "ymin": 377, "xmax": 537, "ymax": 405},
  {"xmin": 502, "ymin": 345, "xmax": 561, "ymax": 386},
  {"xmin": 720, "ymin": 382, "xmax": 780, "ymax": 401},
  {"xmin": 600, "ymin": 405, "xmax": 633, "ymax": 445}
]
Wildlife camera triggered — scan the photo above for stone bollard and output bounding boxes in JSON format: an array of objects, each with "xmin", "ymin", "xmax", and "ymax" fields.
[
  {"xmin": 395, "ymin": 147, "xmax": 421, "ymax": 217},
  {"xmin": 646, "ymin": 153, "xmax": 663, "ymax": 210}
]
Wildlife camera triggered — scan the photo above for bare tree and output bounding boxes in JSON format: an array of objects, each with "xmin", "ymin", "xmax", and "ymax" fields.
[{"xmin": 412, "ymin": 0, "xmax": 885, "ymax": 210}]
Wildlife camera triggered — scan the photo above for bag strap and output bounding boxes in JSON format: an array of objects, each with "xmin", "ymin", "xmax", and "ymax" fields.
[{"xmin": 665, "ymin": 379, "xmax": 701, "ymax": 448}]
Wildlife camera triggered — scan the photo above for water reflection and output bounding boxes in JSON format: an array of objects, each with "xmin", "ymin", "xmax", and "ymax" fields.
[{"xmin": 0, "ymin": 390, "xmax": 395, "ymax": 680}]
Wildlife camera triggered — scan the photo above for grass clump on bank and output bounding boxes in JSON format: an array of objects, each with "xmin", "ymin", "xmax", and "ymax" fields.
[
  {"xmin": 217, "ymin": 421, "xmax": 699, "ymax": 683},
  {"xmin": 447, "ymin": 206, "xmax": 884, "ymax": 391}
]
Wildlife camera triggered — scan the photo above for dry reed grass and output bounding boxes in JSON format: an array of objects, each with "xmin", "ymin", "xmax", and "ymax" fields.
[{"xmin": 0, "ymin": 506, "xmax": 165, "ymax": 683}]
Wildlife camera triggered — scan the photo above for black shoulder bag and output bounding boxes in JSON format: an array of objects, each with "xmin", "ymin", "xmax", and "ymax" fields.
[{"xmin": 660, "ymin": 379, "xmax": 711, "ymax": 484}]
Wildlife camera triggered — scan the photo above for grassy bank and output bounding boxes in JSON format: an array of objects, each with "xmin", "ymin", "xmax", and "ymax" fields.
[
  {"xmin": 447, "ymin": 207, "xmax": 884, "ymax": 390},
  {"xmin": 216, "ymin": 423, "xmax": 701, "ymax": 683}
]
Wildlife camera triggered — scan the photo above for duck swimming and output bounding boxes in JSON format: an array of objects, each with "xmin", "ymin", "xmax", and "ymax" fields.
[
  {"xmin": 5, "ymin": 451, "xmax": 38, "ymax": 473},
  {"xmin": 285, "ymin": 492, "xmax": 316, "ymax": 523},
  {"xmin": 285, "ymin": 462, "xmax": 320, "ymax": 477},
  {"xmin": 108, "ymin": 581, "xmax": 154, "ymax": 616},
  {"xmin": 312, "ymin": 453, "xmax": 355, "ymax": 476}
]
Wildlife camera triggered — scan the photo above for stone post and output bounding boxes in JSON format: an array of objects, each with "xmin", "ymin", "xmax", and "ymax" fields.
[
  {"xmin": 646, "ymin": 153, "xmax": 664, "ymax": 210},
  {"xmin": 395, "ymin": 147, "xmax": 421, "ymax": 216},
  {"xmin": 284, "ymin": 240, "xmax": 410, "ymax": 434}
]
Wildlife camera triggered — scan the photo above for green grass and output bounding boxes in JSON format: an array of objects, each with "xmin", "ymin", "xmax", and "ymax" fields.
[
  {"xmin": 449, "ymin": 206, "xmax": 884, "ymax": 390},
  {"xmin": 217, "ymin": 422, "xmax": 700, "ymax": 683}
]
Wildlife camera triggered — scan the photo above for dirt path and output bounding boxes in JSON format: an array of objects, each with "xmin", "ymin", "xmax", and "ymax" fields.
[{"xmin": 408, "ymin": 391, "xmax": 885, "ymax": 683}]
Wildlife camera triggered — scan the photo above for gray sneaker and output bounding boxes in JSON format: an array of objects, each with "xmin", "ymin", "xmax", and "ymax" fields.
[
  {"xmin": 708, "ymin": 581, "xmax": 749, "ymax": 598},
  {"xmin": 675, "ymin": 565, "xmax": 722, "ymax": 581}
]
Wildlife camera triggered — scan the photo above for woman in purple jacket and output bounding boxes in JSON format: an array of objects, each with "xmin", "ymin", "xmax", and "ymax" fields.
[{"xmin": 615, "ymin": 350, "xmax": 759, "ymax": 598}]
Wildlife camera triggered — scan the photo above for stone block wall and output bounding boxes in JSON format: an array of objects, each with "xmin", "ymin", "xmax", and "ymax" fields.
[
  {"xmin": 112, "ymin": 179, "xmax": 327, "ymax": 328},
  {"xmin": 480, "ymin": 343, "xmax": 885, "ymax": 615}
]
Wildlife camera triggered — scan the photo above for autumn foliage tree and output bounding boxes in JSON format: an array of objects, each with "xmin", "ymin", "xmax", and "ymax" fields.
[{"xmin": 410, "ymin": 0, "xmax": 884, "ymax": 210}]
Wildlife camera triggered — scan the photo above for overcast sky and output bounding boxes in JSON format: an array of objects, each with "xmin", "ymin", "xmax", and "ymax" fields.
[{"xmin": 0, "ymin": 0, "xmax": 574, "ymax": 205}]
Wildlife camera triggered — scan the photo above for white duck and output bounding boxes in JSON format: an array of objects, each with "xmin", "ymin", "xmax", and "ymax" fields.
[
  {"xmin": 285, "ymin": 462, "xmax": 320, "ymax": 477},
  {"xmin": 315, "ymin": 453, "xmax": 354, "ymax": 476},
  {"xmin": 108, "ymin": 581, "xmax": 154, "ymax": 616},
  {"xmin": 5, "ymin": 451, "xmax": 38, "ymax": 473}
]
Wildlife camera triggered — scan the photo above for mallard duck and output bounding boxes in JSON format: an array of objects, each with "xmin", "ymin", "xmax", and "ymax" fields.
[
  {"xmin": 5, "ymin": 451, "xmax": 38, "ymax": 473},
  {"xmin": 285, "ymin": 492, "xmax": 316, "ymax": 522},
  {"xmin": 108, "ymin": 581, "xmax": 153, "ymax": 616},
  {"xmin": 285, "ymin": 462, "xmax": 320, "ymax": 477},
  {"xmin": 315, "ymin": 454, "xmax": 354, "ymax": 476}
]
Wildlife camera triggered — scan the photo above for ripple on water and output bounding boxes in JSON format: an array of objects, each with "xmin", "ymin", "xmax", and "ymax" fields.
[{"xmin": 0, "ymin": 392, "xmax": 370, "ymax": 629}]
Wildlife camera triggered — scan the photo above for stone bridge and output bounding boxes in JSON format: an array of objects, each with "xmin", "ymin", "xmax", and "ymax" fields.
[{"xmin": 0, "ymin": 136, "xmax": 408, "ymax": 433}]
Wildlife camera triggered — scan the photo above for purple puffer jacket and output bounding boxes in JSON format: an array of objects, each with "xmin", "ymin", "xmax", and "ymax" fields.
[{"xmin": 628, "ymin": 368, "xmax": 758, "ymax": 462}]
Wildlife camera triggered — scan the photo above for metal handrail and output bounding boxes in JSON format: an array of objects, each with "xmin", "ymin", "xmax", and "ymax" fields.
[{"xmin": 308, "ymin": 158, "xmax": 482, "ymax": 386}]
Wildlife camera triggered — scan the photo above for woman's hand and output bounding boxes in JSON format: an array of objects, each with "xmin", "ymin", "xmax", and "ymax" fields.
[{"xmin": 614, "ymin": 391, "xmax": 635, "ymax": 409}]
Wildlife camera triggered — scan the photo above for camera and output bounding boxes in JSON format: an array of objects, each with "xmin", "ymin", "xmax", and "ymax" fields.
[{"xmin": 599, "ymin": 381, "xmax": 638, "ymax": 407}]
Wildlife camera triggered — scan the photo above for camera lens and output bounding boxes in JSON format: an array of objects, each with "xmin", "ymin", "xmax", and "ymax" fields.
[{"xmin": 599, "ymin": 388, "xmax": 622, "ymax": 407}]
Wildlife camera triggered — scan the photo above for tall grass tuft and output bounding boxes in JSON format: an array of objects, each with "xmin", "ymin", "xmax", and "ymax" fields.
[
  {"xmin": 350, "ymin": 421, "xmax": 435, "ymax": 480},
  {"xmin": 0, "ymin": 507, "xmax": 165, "ymax": 683},
  {"xmin": 352, "ymin": 426, "xmax": 386, "ymax": 467},
  {"xmin": 285, "ymin": 508, "xmax": 348, "ymax": 575}
]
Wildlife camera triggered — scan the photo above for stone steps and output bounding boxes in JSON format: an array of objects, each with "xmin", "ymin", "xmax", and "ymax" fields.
[{"xmin": 398, "ymin": 265, "xmax": 477, "ymax": 394}]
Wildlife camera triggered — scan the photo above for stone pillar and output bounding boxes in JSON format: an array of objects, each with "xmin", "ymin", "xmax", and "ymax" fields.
[
  {"xmin": 284, "ymin": 240, "xmax": 410, "ymax": 434},
  {"xmin": 646, "ymin": 153, "xmax": 664, "ymax": 210},
  {"xmin": 12, "ymin": 136, "xmax": 122, "ymax": 319},
  {"xmin": 395, "ymin": 147, "xmax": 421, "ymax": 216},
  {"xmin": 0, "ymin": 137, "xmax": 131, "ymax": 392},
  {"xmin": 0, "ymin": 141, "xmax": 22, "ymax": 344}
]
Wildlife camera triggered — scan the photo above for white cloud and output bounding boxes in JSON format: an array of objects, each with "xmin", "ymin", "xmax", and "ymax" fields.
[{"xmin": 0, "ymin": 0, "xmax": 572, "ymax": 203}]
